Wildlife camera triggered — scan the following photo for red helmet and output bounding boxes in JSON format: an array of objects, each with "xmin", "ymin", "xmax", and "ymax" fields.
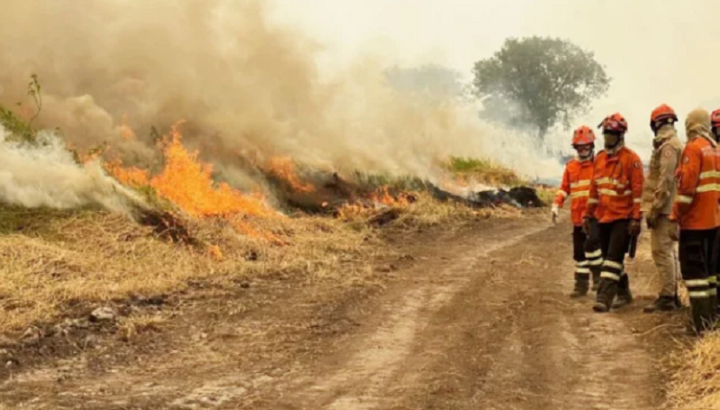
[
  {"xmin": 598, "ymin": 113, "xmax": 628, "ymax": 134},
  {"xmin": 572, "ymin": 125, "xmax": 596, "ymax": 146},
  {"xmin": 711, "ymin": 109, "xmax": 720, "ymax": 129},
  {"xmin": 650, "ymin": 104, "xmax": 678, "ymax": 132},
  {"xmin": 651, "ymin": 104, "xmax": 677, "ymax": 123}
]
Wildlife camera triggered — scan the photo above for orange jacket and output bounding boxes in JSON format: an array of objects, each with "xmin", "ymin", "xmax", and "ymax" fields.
[
  {"xmin": 670, "ymin": 136, "xmax": 720, "ymax": 230},
  {"xmin": 585, "ymin": 146, "xmax": 644, "ymax": 223},
  {"xmin": 553, "ymin": 158, "xmax": 593, "ymax": 226}
]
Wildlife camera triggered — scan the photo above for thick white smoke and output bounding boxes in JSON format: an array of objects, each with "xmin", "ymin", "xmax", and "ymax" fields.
[{"xmin": 0, "ymin": 126, "xmax": 145, "ymax": 213}]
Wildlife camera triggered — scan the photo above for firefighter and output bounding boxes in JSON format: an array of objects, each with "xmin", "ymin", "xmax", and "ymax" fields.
[
  {"xmin": 642, "ymin": 104, "xmax": 683, "ymax": 313},
  {"xmin": 552, "ymin": 126, "xmax": 603, "ymax": 297},
  {"xmin": 670, "ymin": 108, "xmax": 720, "ymax": 334},
  {"xmin": 584, "ymin": 113, "xmax": 644, "ymax": 313}
]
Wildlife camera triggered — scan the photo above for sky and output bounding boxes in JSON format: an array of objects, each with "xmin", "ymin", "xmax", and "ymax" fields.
[{"xmin": 269, "ymin": 0, "xmax": 720, "ymax": 159}]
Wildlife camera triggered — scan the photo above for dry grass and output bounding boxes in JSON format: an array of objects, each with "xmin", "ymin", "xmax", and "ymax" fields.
[
  {"xmin": 0, "ymin": 208, "xmax": 383, "ymax": 334},
  {"xmin": 667, "ymin": 332, "xmax": 720, "ymax": 409}
]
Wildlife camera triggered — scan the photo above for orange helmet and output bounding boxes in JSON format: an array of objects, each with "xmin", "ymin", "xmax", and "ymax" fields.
[
  {"xmin": 650, "ymin": 104, "xmax": 677, "ymax": 132},
  {"xmin": 711, "ymin": 109, "xmax": 720, "ymax": 129},
  {"xmin": 572, "ymin": 125, "xmax": 596, "ymax": 146},
  {"xmin": 598, "ymin": 113, "xmax": 628, "ymax": 134}
]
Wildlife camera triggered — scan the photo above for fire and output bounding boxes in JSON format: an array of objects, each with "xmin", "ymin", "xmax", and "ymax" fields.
[
  {"xmin": 267, "ymin": 157, "xmax": 315, "ymax": 193},
  {"xmin": 370, "ymin": 186, "xmax": 410, "ymax": 207},
  {"xmin": 105, "ymin": 160, "xmax": 150, "ymax": 187},
  {"xmin": 107, "ymin": 121, "xmax": 283, "ymax": 244}
]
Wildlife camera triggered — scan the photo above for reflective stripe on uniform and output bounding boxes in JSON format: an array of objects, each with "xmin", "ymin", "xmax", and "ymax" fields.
[
  {"xmin": 576, "ymin": 268, "xmax": 591, "ymax": 274},
  {"xmin": 710, "ymin": 276, "xmax": 718, "ymax": 285},
  {"xmin": 633, "ymin": 198, "xmax": 642, "ymax": 203},
  {"xmin": 570, "ymin": 180, "xmax": 591, "ymax": 188},
  {"xmin": 684, "ymin": 279, "xmax": 709, "ymax": 287},
  {"xmin": 588, "ymin": 198, "xmax": 599, "ymax": 204},
  {"xmin": 603, "ymin": 260, "xmax": 623, "ymax": 270},
  {"xmin": 576, "ymin": 261, "xmax": 589, "ymax": 267},
  {"xmin": 586, "ymin": 249, "xmax": 602, "ymax": 258},
  {"xmin": 689, "ymin": 290, "xmax": 710, "ymax": 298},
  {"xmin": 696, "ymin": 184, "xmax": 720, "ymax": 193},
  {"xmin": 557, "ymin": 190, "xmax": 568, "ymax": 198},
  {"xmin": 571, "ymin": 191, "xmax": 590, "ymax": 199},
  {"xmin": 601, "ymin": 272, "xmax": 621, "ymax": 281},
  {"xmin": 676, "ymin": 195, "xmax": 693, "ymax": 204},
  {"xmin": 709, "ymin": 288, "xmax": 718, "ymax": 296},
  {"xmin": 598, "ymin": 189, "xmax": 632, "ymax": 197},
  {"xmin": 699, "ymin": 171, "xmax": 720, "ymax": 179},
  {"xmin": 588, "ymin": 259, "xmax": 604, "ymax": 266}
]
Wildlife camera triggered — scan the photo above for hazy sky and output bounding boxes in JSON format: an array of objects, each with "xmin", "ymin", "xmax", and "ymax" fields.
[{"xmin": 270, "ymin": 0, "xmax": 720, "ymax": 155}]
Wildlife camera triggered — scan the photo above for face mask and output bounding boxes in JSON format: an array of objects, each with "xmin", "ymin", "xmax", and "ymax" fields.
[
  {"xmin": 575, "ymin": 145, "xmax": 593, "ymax": 159},
  {"xmin": 603, "ymin": 132, "xmax": 621, "ymax": 149}
]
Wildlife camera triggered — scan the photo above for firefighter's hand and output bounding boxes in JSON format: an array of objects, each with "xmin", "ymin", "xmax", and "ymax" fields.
[
  {"xmin": 645, "ymin": 212, "xmax": 658, "ymax": 230},
  {"xmin": 669, "ymin": 221, "xmax": 679, "ymax": 242},
  {"xmin": 551, "ymin": 205, "xmax": 558, "ymax": 224},
  {"xmin": 582, "ymin": 217, "xmax": 592, "ymax": 235},
  {"xmin": 628, "ymin": 219, "xmax": 642, "ymax": 236}
]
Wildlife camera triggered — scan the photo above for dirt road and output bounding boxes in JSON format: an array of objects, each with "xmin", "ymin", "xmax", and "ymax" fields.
[{"xmin": 0, "ymin": 214, "xmax": 688, "ymax": 409}]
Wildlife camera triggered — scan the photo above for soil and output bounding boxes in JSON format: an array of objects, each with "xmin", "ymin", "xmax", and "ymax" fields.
[{"xmin": 0, "ymin": 213, "xmax": 691, "ymax": 410}]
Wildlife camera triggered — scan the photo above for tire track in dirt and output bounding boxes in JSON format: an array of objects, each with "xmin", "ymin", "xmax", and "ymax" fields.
[{"xmin": 249, "ymin": 219, "xmax": 549, "ymax": 410}]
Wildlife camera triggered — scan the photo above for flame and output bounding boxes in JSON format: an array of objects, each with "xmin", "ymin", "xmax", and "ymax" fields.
[
  {"xmin": 370, "ymin": 186, "xmax": 410, "ymax": 207},
  {"xmin": 107, "ymin": 121, "xmax": 284, "ymax": 245},
  {"xmin": 267, "ymin": 157, "xmax": 315, "ymax": 193},
  {"xmin": 105, "ymin": 160, "xmax": 150, "ymax": 187},
  {"xmin": 148, "ymin": 122, "xmax": 274, "ymax": 218}
]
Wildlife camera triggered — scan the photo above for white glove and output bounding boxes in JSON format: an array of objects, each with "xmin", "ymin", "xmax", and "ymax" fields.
[{"xmin": 551, "ymin": 205, "xmax": 559, "ymax": 223}]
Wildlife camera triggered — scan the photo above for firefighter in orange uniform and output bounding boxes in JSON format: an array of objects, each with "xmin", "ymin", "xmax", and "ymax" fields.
[
  {"xmin": 553, "ymin": 126, "xmax": 603, "ymax": 297},
  {"xmin": 584, "ymin": 113, "xmax": 644, "ymax": 313},
  {"xmin": 710, "ymin": 109, "xmax": 720, "ymax": 317},
  {"xmin": 670, "ymin": 108, "xmax": 720, "ymax": 334}
]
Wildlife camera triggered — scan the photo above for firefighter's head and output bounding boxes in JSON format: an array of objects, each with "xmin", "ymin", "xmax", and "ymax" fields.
[
  {"xmin": 571, "ymin": 125, "xmax": 595, "ymax": 160},
  {"xmin": 711, "ymin": 109, "xmax": 720, "ymax": 141},
  {"xmin": 650, "ymin": 104, "xmax": 678, "ymax": 135},
  {"xmin": 598, "ymin": 113, "xmax": 628, "ymax": 149}
]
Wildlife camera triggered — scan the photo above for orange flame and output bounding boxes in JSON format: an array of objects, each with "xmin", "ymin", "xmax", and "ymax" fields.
[
  {"xmin": 370, "ymin": 186, "xmax": 410, "ymax": 207},
  {"xmin": 267, "ymin": 157, "xmax": 315, "ymax": 193},
  {"xmin": 107, "ymin": 121, "xmax": 285, "ymax": 245}
]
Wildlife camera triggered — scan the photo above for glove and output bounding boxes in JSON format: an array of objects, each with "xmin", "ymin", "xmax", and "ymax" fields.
[
  {"xmin": 551, "ymin": 205, "xmax": 559, "ymax": 224},
  {"xmin": 582, "ymin": 217, "xmax": 592, "ymax": 235},
  {"xmin": 669, "ymin": 221, "xmax": 679, "ymax": 241},
  {"xmin": 628, "ymin": 219, "xmax": 642, "ymax": 236},
  {"xmin": 646, "ymin": 211, "xmax": 658, "ymax": 230}
]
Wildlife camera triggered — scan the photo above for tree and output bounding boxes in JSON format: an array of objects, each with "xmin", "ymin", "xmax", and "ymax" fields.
[
  {"xmin": 472, "ymin": 37, "xmax": 610, "ymax": 140},
  {"xmin": 385, "ymin": 64, "xmax": 466, "ymax": 101}
]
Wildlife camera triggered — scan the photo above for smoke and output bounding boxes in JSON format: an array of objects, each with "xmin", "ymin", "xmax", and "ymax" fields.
[
  {"xmin": 0, "ymin": 126, "xmax": 145, "ymax": 213},
  {"xmin": 0, "ymin": 0, "xmax": 561, "ymax": 203}
]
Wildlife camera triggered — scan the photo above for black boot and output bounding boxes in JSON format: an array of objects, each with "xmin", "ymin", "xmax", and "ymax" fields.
[
  {"xmin": 643, "ymin": 295, "xmax": 680, "ymax": 313},
  {"xmin": 689, "ymin": 297, "xmax": 714, "ymax": 335},
  {"xmin": 570, "ymin": 273, "xmax": 590, "ymax": 298},
  {"xmin": 593, "ymin": 279, "xmax": 618, "ymax": 313},
  {"xmin": 612, "ymin": 273, "xmax": 633, "ymax": 309},
  {"xmin": 591, "ymin": 266, "xmax": 601, "ymax": 292}
]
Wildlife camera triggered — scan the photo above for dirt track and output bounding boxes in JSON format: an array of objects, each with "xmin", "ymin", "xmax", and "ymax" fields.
[{"xmin": 0, "ymin": 213, "xmax": 689, "ymax": 409}]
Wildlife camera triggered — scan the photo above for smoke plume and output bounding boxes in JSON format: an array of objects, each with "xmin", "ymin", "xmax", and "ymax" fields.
[
  {"xmin": 0, "ymin": 0, "xmax": 560, "ymax": 203},
  {"xmin": 0, "ymin": 126, "xmax": 145, "ymax": 212}
]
